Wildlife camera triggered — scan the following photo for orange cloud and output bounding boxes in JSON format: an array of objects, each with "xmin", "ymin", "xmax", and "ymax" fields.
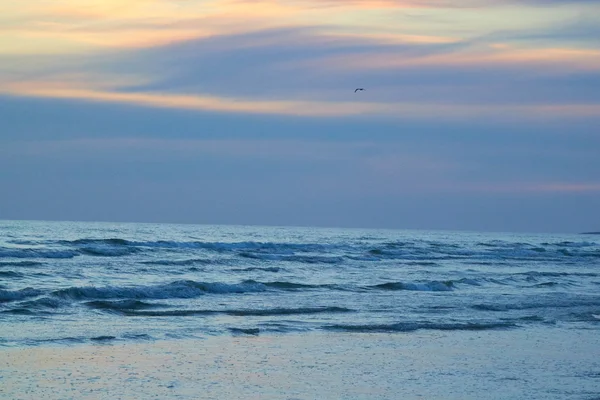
[
  {"xmin": 324, "ymin": 31, "xmax": 461, "ymax": 44},
  {"xmin": 295, "ymin": 45, "xmax": 600, "ymax": 72},
  {"xmin": 1, "ymin": 83, "xmax": 379, "ymax": 117},
  {"xmin": 0, "ymin": 0, "xmax": 299, "ymax": 54},
  {"xmin": 38, "ymin": 0, "xmax": 175, "ymax": 20},
  {"xmin": 2, "ymin": 0, "xmax": 592, "ymax": 56}
]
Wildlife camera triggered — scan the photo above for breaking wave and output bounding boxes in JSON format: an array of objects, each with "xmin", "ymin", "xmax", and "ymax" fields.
[{"xmin": 369, "ymin": 281, "xmax": 454, "ymax": 292}]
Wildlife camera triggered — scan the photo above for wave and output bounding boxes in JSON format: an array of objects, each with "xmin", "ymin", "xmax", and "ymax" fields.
[
  {"xmin": 369, "ymin": 281, "xmax": 454, "ymax": 292},
  {"xmin": 530, "ymin": 282, "xmax": 560, "ymax": 288},
  {"xmin": 239, "ymin": 252, "xmax": 344, "ymax": 264},
  {"xmin": 515, "ymin": 315, "xmax": 546, "ymax": 322},
  {"xmin": 64, "ymin": 238, "xmax": 129, "ymax": 246},
  {"xmin": 37, "ymin": 278, "xmax": 478, "ymax": 304},
  {"xmin": 122, "ymin": 333, "xmax": 153, "ymax": 341},
  {"xmin": 456, "ymin": 278, "xmax": 482, "ymax": 286},
  {"xmin": 482, "ymin": 240, "xmax": 599, "ymax": 250},
  {"xmin": 17, "ymin": 333, "xmax": 156, "ymax": 346},
  {"xmin": 1, "ymin": 296, "xmax": 67, "ymax": 315},
  {"xmin": 79, "ymin": 247, "xmax": 138, "ymax": 257},
  {"xmin": 323, "ymin": 321, "xmax": 516, "ymax": 333},
  {"xmin": 1, "ymin": 308, "xmax": 37, "ymax": 315},
  {"xmin": 23, "ymin": 334, "xmax": 153, "ymax": 345},
  {"xmin": 228, "ymin": 327, "xmax": 259, "ymax": 335},
  {"xmin": 405, "ymin": 261, "xmax": 439, "ymax": 266},
  {"xmin": 231, "ymin": 267, "xmax": 282, "ymax": 273},
  {"xmin": 252, "ymin": 281, "xmax": 351, "ymax": 291},
  {"xmin": 9, "ymin": 237, "xmax": 597, "ymax": 263},
  {"xmin": 0, "ymin": 288, "xmax": 43, "ymax": 303},
  {"xmin": 141, "ymin": 258, "xmax": 213, "ymax": 266},
  {"xmin": 519, "ymin": 271, "xmax": 599, "ymax": 278},
  {"xmin": 364, "ymin": 239, "xmax": 600, "ymax": 261},
  {"xmin": 84, "ymin": 300, "xmax": 170, "ymax": 311},
  {"xmin": 472, "ymin": 297, "xmax": 600, "ymax": 312},
  {"xmin": 61, "ymin": 238, "xmax": 332, "ymax": 253},
  {"xmin": 284, "ymin": 255, "xmax": 345, "ymax": 264},
  {"xmin": 71, "ymin": 239, "xmax": 140, "ymax": 256},
  {"xmin": 20, "ymin": 297, "xmax": 66, "ymax": 309},
  {"xmin": 227, "ymin": 306, "xmax": 352, "ymax": 316},
  {"xmin": 90, "ymin": 335, "xmax": 117, "ymax": 341},
  {"xmin": 0, "ymin": 248, "xmax": 78, "ymax": 259},
  {"xmin": 3, "ymin": 279, "xmax": 344, "ymax": 306},
  {"xmin": 367, "ymin": 249, "xmax": 468, "ymax": 261},
  {"xmin": 545, "ymin": 241, "xmax": 597, "ymax": 248},
  {"xmin": 0, "ymin": 261, "xmax": 43, "ymax": 267},
  {"xmin": 55, "ymin": 238, "xmax": 138, "ymax": 257},
  {"xmin": 51, "ymin": 280, "xmax": 267, "ymax": 301},
  {"xmin": 259, "ymin": 281, "xmax": 318, "ymax": 290},
  {"xmin": 0, "ymin": 271, "xmax": 24, "ymax": 278},
  {"xmin": 51, "ymin": 239, "xmax": 367, "ymax": 263},
  {"xmin": 120, "ymin": 306, "xmax": 353, "ymax": 317},
  {"xmin": 346, "ymin": 255, "xmax": 380, "ymax": 261},
  {"xmin": 563, "ymin": 312, "xmax": 600, "ymax": 323}
]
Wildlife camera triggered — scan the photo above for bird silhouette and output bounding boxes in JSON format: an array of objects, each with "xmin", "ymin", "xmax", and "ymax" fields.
[{"xmin": 354, "ymin": 88, "xmax": 365, "ymax": 93}]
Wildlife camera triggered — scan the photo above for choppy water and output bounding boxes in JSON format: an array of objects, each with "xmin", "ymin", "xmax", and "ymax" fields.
[{"xmin": 1, "ymin": 220, "xmax": 599, "ymax": 346}]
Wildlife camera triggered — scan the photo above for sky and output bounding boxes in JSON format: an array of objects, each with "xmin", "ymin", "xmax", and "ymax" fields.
[{"xmin": 1, "ymin": 0, "xmax": 599, "ymax": 233}]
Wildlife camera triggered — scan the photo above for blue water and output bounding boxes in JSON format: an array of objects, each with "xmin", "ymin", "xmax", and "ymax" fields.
[{"xmin": 1, "ymin": 220, "xmax": 599, "ymax": 346}]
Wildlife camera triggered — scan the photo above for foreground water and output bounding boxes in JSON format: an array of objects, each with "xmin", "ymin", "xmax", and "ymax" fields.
[
  {"xmin": 1, "ymin": 220, "xmax": 599, "ymax": 345},
  {"xmin": 2, "ymin": 329, "xmax": 599, "ymax": 399}
]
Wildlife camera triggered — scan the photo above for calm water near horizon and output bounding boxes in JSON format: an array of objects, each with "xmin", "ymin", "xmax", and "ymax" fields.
[{"xmin": 1, "ymin": 220, "xmax": 598, "ymax": 345}]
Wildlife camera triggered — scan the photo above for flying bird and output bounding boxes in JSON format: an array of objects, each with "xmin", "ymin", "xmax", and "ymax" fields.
[{"xmin": 355, "ymin": 88, "xmax": 365, "ymax": 93}]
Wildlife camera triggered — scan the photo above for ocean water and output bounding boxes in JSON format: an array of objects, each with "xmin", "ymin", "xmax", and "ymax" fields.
[{"xmin": 1, "ymin": 220, "xmax": 599, "ymax": 346}]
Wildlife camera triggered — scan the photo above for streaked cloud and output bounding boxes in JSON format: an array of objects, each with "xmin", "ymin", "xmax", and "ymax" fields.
[
  {"xmin": 3, "ymin": 81, "xmax": 600, "ymax": 118},
  {"xmin": 2, "ymin": 0, "xmax": 597, "ymax": 54},
  {"xmin": 3, "ymin": 17, "xmax": 600, "ymax": 118},
  {"xmin": 309, "ymin": 46, "xmax": 600, "ymax": 71}
]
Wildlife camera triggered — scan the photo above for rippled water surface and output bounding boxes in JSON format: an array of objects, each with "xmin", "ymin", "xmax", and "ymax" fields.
[{"xmin": 1, "ymin": 220, "xmax": 599, "ymax": 346}]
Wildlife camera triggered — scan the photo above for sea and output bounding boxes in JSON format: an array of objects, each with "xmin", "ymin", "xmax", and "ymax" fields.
[{"xmin": 1, "ymin": 220, "xmax": 599, "ymax": 398}]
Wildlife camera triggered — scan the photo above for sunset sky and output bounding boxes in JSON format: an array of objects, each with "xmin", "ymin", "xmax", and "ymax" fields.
[{"xmin": 1, "ymin": 0, "xmax": 599, "ymax": 232}]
